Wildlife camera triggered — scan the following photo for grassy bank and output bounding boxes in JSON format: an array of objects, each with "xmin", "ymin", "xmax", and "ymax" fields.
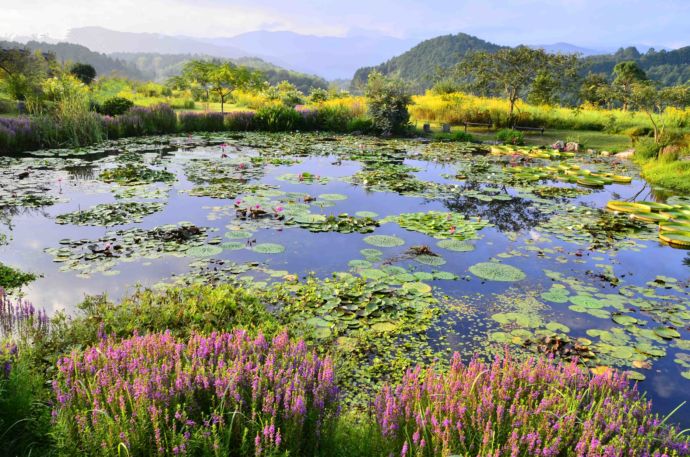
[{"xmin": 2, "ymin": 284, "xmax": 689, "ymax": 456}]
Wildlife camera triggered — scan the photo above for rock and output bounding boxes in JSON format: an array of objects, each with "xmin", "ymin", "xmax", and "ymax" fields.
[
  {"xmin": 600, "ymin": 151, "xmax": 610, "ymax": 157},
  {"xmin": 615, "ymin": 149, "xmax": 635, "ymax": 160},
  {"xmin": 552, "ymin": 140, "xmax": 565, "ymax": 150},
  {"xmin": 564, "ymin": 142, "xmax": 580, "ymax": 152}
]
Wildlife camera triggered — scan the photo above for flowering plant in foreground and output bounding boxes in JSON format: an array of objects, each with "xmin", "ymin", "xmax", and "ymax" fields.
[
  {"xmin": 375, "ymin": 352, "xmax": 690, "ymax": 457},
  {"xmin": 53, "ymin": 330, "xmax": 338, "ymax": 456}
]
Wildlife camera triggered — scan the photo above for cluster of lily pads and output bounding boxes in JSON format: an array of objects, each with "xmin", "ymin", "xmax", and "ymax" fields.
[
  {"xmin": 607, "ymin": 198, "xmax": 690, "ymax": 247},
  {"xmin": 506, "ymin": 163, "xmax": 632, "ymax": 188},
  {"xmin": 55, "ymin": 202, "xmax": 164, "ymax": 227}
]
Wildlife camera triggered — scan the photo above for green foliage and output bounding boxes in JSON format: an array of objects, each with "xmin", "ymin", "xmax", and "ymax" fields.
[
  {"xmin": 365, "ymin": 71, "xmax": 412, "ymax": 136},
  {"xmin": 352, "ymin": 33, "xmax": 502, "ymax": 91},
  {"xmin": 69, "ymin": 62, "xmax": 96, "ymax": 85},
  {"xmin": 0, "ymin": 352, "xmax": 53, "ymax": 456},
  {"xmin": 0, "ymin": 263, "xmax": 36, "ymax": 290},
  {"xmin": 97, "ymin": 96, "xmax": 134, "ymax": 116},
  {"xmin": 70, "ymin": 284, "xmax": 279, "ymax": 341},
  {"xmin": 255, "ymin": 104, "xmax": 302, "ymax": 131},
  {"xmin": 456, "ymin": 46, "xmax": 580, "ymax": 122},
  {"xmin": 496, "ymin": 128, "xmax": 525, "ymax": 145}
]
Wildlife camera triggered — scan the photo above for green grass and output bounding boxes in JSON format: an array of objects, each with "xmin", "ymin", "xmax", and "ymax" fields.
[{"xmin": 639, "ymin": 159, "xmax": 690, "ymax": 194}]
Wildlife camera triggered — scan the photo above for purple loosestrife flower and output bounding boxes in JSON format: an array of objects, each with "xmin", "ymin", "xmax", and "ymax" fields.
[
  {"xmin": 375, "ymin": 351, "xmax": 690, "ymax": 457},
  {"xmin": 53, "ymin": 329, "xmax": 339, "ymax": 456}
]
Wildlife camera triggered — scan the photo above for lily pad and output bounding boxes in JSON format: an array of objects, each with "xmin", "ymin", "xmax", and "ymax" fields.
[
  {"xmin": 253, "ymin": 243, "xmax": 285, "ymax": 254},
  {"xmin": 469, "ymin": 262, "xmax": 526, "ymax": 282},
  {"xmin": 363, "ymin": 235, "xmax": 405, "ymax": 248}
]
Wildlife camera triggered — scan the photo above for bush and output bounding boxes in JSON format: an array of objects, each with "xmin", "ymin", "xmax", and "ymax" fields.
[
  {"xmin": 496, "ymin": 128, "xmax": 525, "ymax": 145},
  {"xmin": 97, "ymin": 96, "xmax": 134, "ymax": 116},
  {"xmin": 315, "ymin": 105, "xmax": 354, "ymax": 132},
  {"xmin": 365, "ymin": 71, "xmax": 412, "ymax": 136},
  {"xmin": 635, "ymin": 138, "xmax": 661, "ymax": 160},
  {"xmin": 347, "ymin": 116, "xmax": 374, "ymax": 133},
  {"xmin": 433, "ymin": 131, "xmax": 475, "ymax": 142},
  {"xmin": 375, "ymin": 352, "xmax": 690, "ymax": 456},
  {"xmin": 255, "ymin": 105, "xmax": 302, "ymax": 132},
  {"xmin": 53, "ymin": 330, "xmax": 339, "ymax": 456}
]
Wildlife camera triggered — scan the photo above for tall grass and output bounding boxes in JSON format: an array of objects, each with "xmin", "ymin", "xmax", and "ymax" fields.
[{"xmin": 408, "ymin": 92, "xmax": 679, "ymax": 132}]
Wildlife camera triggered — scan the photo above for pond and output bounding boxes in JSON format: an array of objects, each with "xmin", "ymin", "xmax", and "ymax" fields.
[{"xmin": 1, "ymin": 132, "xmax": 690, "ymax": 424}]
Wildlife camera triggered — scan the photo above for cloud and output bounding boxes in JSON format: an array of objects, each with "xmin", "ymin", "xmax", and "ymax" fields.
[{"xmin": 0, "ymin": 0, "xmax": 687, "ymax": 48}]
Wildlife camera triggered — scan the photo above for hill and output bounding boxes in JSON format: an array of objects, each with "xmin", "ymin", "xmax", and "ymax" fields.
[
  {"xmin": 0, "ymin": 39, "xmax": 143, "ymax": 79},
  {"xmin": 582, "ymin": 46, "xmax": 690, "ymax": 86},
  {"xmin": 112, "ymin": 53, "xmax": 328, "ymax": 93},
  {"xmin": 351, "ymin": 33, "xmax": 503, "ymax": 91}
]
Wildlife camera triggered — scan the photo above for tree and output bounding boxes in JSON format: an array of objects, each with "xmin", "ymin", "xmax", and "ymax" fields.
[
  {"xmin": 179, "ymin": 60, "xmax": 216, "ymax": 110},
  {"xmin": 0, "ymin": 48, "xmax": 50, "ymax": 101},
  {"xmin": 365, "ymin": 70, "xmax": 412, "ymax": 136},
  {"xmin": 527, "ymin": 71, "xmax": 559, "ymax": 106},
  {"xmin": 579, "ymin": 73, "xmax": 614, "ymax": 108},
  {"xmin": 612, "ymin": 61, "xmax": 647, "ymax": 110},
  {"xmin": 70, "ymin": 63, "xmax": 96, "ymax": 85},
  {"xmin": 629, "ymin": 82, "xmax": 690, "ymax": 146},
  {"xmin": 207, "ymin": 63, "xmax": 264, "ymax": 114},
  {"xmin": 456, "ymin": 46, "xmax": 579, "ymax": 124}
]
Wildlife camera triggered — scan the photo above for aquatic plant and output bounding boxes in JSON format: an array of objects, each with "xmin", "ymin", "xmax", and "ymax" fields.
[
  {"xmin": 100, "ymin": 163, "xmax": 176, "ymax": 185},
  {"xmin": 0, "ymin": 263, "xmax": 37, "ymax": 290},
  {"xmin": 375, "ymin": 351, "xmax": 690, "ymax": 457},
  {"xmin": 52, "ymin": 330, "xmax": 339, "ymax": 456},
  {"xmin": 469, "ymin": 261, "xmax": 526, "ymax": 282},
  {"xmin": 55, "ymin": 202, "xmax": 164, "ymax": 226},
  {"xmin": 389, "ymin": 211, "xmax": 490, "ymax": 240}
]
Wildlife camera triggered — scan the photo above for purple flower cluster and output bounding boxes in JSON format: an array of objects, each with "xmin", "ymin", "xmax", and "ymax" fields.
[
  {"xmin": 224, "ymin": 111, "xmax": 256, "ymax": 131},
  {"xmin": 178, "ymin": 112, "xmax": 225, "ymax": 132},
  {"xmin": 0, "ymin": 116, "xmax": 41, "ymax": 153},
  {"xmin": 375, "ymin": 351, "xmax": 690, "ymax": 457},
  {"xmin": 52, "ymin": 329, "xmax": 339, "ymax": 456},
  {"xmin": 0, "ymin": 288, "xmax": 49, "ymax": 340}
]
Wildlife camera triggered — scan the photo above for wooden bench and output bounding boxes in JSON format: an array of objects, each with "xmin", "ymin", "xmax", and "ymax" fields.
[
  {"xmin": 463, "ymin": 121, "xmax": 493, "ymax": 133},
  {"xmin": 512, "ymin": 125, "xmax": 545, "ymax": 136}
]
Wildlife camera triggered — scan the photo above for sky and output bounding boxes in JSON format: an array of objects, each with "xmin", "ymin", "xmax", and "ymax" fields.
[{"xmin": 1, "ymin": 0, "xmax": 689, "ymax": 49}]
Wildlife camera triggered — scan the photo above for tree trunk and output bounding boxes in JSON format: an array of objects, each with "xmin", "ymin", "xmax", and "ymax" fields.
[{"xmin": 220, "ymin": 96, "xmax": 225, "ymax": 114}]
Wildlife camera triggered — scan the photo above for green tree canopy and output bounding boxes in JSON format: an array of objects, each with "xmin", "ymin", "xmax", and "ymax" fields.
[
  {"xmin": 455, "ymin": 46, "xmax": 579, "ymax": 123},
  {"xmin": 70, "ymin": 63, "xmax": 96, "ymax": 85}
]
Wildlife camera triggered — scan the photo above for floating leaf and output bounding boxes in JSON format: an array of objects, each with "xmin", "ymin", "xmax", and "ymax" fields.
[
  {"xmin": 253, "ymin": 243, "xmax": 285, "ymax": 254},
  {"xmin": 469, "ymin": 262, "xmax": 526, "ymax": 282},
  {"xmin": 363, "ymin": 235, "xmax": 405, "ymax": 248}
]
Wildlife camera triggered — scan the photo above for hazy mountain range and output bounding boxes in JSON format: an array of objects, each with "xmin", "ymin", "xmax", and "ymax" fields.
[
  {"xmin": 2, "ymin": 27, "xmax": 684, "ymax": 89},
  {"xmin": 4, "ymin": 27, "xmax": 663, "ymax": 80}
]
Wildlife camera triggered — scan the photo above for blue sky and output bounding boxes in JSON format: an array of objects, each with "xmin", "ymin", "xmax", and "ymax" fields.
[{"xmin": 1, "ymin": 0, "xmax": 689, "ymax": 49}]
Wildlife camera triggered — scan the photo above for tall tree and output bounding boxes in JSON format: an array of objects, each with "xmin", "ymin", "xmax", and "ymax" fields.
[
  {"xmin": 612, "ymin": 61, "xmax": 647, "ymax": 110},
  {"xmin": 456, "ymin": 46, "xmax": 579, "ymax": 124},
  {"xmin": 579, "ymin": 73, "xmax": 614, "ymax": 108},
  {"xmin": 0, "ymin": 48, "xmax": 51, "ymax": 101},
  {"xmin": 629, "ymin": 82, "xmax": 690, "ymax": 146},
  {"xmin": 207, "ymin": 63, "xmax": 264, "ymax": 114},
  {"xmin": 365, "ymin": 70, "xmax": 412, "ymax": 136}
]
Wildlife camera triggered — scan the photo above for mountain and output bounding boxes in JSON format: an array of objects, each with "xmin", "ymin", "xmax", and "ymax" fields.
[
  {"xmin": 582, "ymin": 46, "xmax": 690, "ymax": 86},
  {"xmin": 202, "ymin": 31, "xmax": 417, "ymax": 79},
  {"xmin": 67, "ymin": 27, "xmax": 248, "ymax": 59},
  {"xmin": 113, "ymin": 53, "xmax": 328, "ymax": 92},
  {"xmin": 529, "ymin": 42, "xmax": 602, "ymax": 56},
  {"xmin": 0, "ymin": 39, "xmax": 143, "ymax": 79},
  {"xmin": 351, "ymin": 33, "xmax": 503, "ymax": 91},
  {"xmin": 65, "ymin": 27, "xmax": 416, "ymax": 80}
]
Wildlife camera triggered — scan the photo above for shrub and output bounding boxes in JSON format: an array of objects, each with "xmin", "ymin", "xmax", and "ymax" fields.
[
  {"xmin": 365, "ymin": 71, "xmax": 412, "ymax": 136},
  {"xmin": 433, "ymin": 131, "xmax": 475, "ymax": 142},
  {"xmin": 635, "ymin": 137, "xmax": 661, "ymax": 160},
  {"xmin": 53, "ymin": 330, "xmax": 339, "ymax": 456},
  {"xmin": 375, "ymin": 352, "xmax": 690, "ymax": 457},
  {"xmin": 496, "ymin": 128, "xmax": 525, "ymax": 145},
  {"xmin": 255, "ymin": 105, "xmax": 302, "ymax": 132},
  {"xmin": 347, "ymin": 116, "xmax": 374, "ymax": 133},
  {"xmin": 98, "ymin": 96, "xmax": 134, "ymax": 116}
]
